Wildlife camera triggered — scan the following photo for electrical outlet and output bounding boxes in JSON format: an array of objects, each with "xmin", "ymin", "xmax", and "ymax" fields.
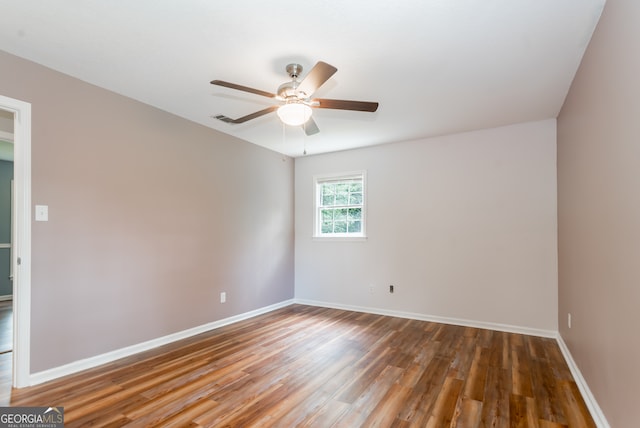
[
  {"xmin": 369, "ymin": 285, "xmax": 374, "ymax": 294},
  {"xmin": 389, "ymin": 285, "xmax": 394, "ymax": 293},
  {"xmin": 220, "ymin": 292, "xmax": 226, "ymax": 303},
  {"xmin": 568, "ymin": 313, "xmax": 571, "ymax": 329}
]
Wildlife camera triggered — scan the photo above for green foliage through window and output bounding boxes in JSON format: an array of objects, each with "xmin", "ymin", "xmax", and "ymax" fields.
[{"xmin": 316, "ymin": 173, "xmax": 365, "ymax": 236}]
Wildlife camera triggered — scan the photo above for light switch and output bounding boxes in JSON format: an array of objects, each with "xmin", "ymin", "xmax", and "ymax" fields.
[{"xmin": 35, "ymin": 205, "xmax": 48, "ymax": 222}]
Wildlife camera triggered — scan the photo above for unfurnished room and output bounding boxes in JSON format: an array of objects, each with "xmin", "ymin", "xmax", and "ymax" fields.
[{"xmin": 0, "ymin": 0, "xmax": 637, "ymax": 427}]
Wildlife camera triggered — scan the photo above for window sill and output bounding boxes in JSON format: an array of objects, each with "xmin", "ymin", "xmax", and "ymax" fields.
[{"xmin": 312, "ymin": 236, "xmax": 368, "ymax": 242}]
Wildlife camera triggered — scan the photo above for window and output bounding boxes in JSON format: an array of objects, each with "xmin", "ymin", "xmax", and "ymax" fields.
[{"xmin": 314, "ymin": 171, "xmax": 366, "ymax": 239}]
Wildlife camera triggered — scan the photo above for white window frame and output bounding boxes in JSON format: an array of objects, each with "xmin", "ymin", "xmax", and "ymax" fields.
[{"xmin": 313, "ymin": 170, "xmax": 367, "ymax": 241}]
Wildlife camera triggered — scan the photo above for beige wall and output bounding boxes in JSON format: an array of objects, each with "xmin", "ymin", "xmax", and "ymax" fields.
[
  {"xmin": 0, "ymin": 50, "xmax": 295, "ymax": 372},
  {"xmin": 296, "ymin": 120, "xmax": 558, "ymax": 332},
  {"xmin": 557, "ymin": 0, "xmax": 640, "ymax": 426}
]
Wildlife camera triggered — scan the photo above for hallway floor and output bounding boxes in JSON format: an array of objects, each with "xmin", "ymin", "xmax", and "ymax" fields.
[{"xmin": 0, "ymin": 300, "xmax": 12, "ymax": 405}]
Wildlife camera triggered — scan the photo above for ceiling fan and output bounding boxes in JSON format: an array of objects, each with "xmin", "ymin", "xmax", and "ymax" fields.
[{"xmin": 211, "ymin": 61, "xmax": 379, "ymax": 135}]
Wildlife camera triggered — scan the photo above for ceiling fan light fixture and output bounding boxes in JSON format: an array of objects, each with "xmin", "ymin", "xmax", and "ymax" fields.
[
  {"xmin": 277, "ymin": 103, "xmax": 312, "ymax": 126},
  {"xmin": 211, "ymin": 61, "xmax": 377, "ymax": 134}
]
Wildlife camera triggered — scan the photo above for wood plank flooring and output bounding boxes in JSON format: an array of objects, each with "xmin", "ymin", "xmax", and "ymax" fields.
[
  {"xmin": 7, "ymin": 305, "xmax": 594, "ymax": 427},
  {"xmin": 0, "ymin": 300, "xmax": 12, "ymax": 354},
  {"xmin": 0, "ymin": 300, "xmax": 12, "ymax": 406}
]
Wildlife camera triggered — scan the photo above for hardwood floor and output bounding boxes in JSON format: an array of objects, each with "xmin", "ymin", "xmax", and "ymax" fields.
[
  {"xmin": 7, "ymin": 305, "xmax": 594, "ymax": 427},
  {"xmin": 0, "ymin": 300, "xmax": 12, "ymax": 354},
  {"xmin": 0, "ymin": 300, "xmax": 12, "ymax": 406}
]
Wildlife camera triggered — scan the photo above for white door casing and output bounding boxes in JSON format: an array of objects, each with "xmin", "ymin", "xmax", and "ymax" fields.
[{"xmin": 0, "ymin": 95, "xmax": 31, "ymax": 388}]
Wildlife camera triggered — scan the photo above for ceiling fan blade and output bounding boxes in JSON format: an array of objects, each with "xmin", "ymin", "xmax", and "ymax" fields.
[
  {"xmin": 313, "ymin": 98, "xmax": 379, "ymax": 112},
  {"xmin": 303, "ymin": 117, "xmax": 320, "ymax": 136},
  {"xmin": 296, "ymin": 61, "xmax": 338, "ymax": 97},
  {"xmin": 213, "ymin": 105, "xmax": 278, "ymax": 124},
  {"xmin": 210, "ymin": 80, "xmax": 276, "ymax": 98}
]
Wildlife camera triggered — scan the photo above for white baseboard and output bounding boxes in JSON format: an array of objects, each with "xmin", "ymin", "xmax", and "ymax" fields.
[
  {"xmin": 296, "ymin": 299, "xmax": 609, "ymax": 426},
  {"xmin": 29, "ymin": 299, "xmax": 295, "ymax": 386},
  {"xmin": 556, "ymin": 334, "xmax": 610, "ymax": 428},
  {"xmin": 0, "ymin": 295, "xmax": 12, "ymax": 302},
  {"xmin": 294, "ymin": 299, "xmax": 557, "ymax": 338},
  {"xmin": 26, "ymin": 298, "xmax": 608, "ymax": 428}
]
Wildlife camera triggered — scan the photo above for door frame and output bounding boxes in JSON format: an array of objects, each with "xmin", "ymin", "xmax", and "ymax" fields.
[{"xmin": 0, "ymin": 95, "xmax": 31, "ymax": 388}]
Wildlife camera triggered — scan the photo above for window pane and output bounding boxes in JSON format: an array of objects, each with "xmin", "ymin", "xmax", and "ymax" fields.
[
  {"xmin": 321, "ymin": 194, "xmax": 335, "ymax": 206},
  {"xmin": 322, "ymin": 183, "xmax": 335, "ymax": 195},
  {"xmin": 321, "ymin": 184, "xmax": 335, "ymax": 205},
  {"xmin": 334, "ymin": 208, "xmax": 347, "ymax": 221},
  {"xmin": 321, "ymin": 222, "xmax": 333, "ymax": 234},
  {"xmin": 321, "ymin": 209, "xmax": 334, "ymax": 222},
  {"xmin": 335, "ymin": 193, "xmax": 349, "ymax": 205},
  {"xmin": 336, "ymin": 183, "xmax": 350, "ymax": 194},
  {"xmin": 321, "ymin": 184, "xmax": 335, "ymax": 206},
  {"xmin": 349, "ymin": 192, "xmax": 362, "ymax": 205},
  {"xmin": 349, "ymin": 182, "xmax": 363, "ymax": 192},
  {"xmin": 348, "ymin": 221, "xmax": 361, "ymax": 233},
  {"xmin": 334, "ymin": 221, "xmax": 347, "ymax": 233},
  {"xmin": 348, "ymin": 208, "xmax": 361, "ymax": 220}
]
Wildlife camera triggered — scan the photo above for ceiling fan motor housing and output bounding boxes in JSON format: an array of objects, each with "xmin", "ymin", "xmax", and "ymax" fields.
[
  {"xmin": 285, "ymin": 63, "xmax": 303, "ymax": 79},
  {"xmin": 277, "ymin": 81, "xmax": 304, "ymax": 100},
  {"xmin": 278, "ymin": 64, "xmax": 308, "ymax": 100}
]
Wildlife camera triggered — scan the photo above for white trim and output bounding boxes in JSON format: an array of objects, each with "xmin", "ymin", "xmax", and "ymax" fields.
[
  {"xmin": 556, "ymin": 334, "xmax": 610, "ymax": 428},
  {"xmin": 0, "ymin": 95, "xmax": 31, "ymax": 388},
  {"xmin": 0, "ymin": 243, "xmax": 11, "ymax": 248},
  {"xmin": 294, "ymin": 299, "xmax": 557, "ymax": 338},
  {"xmin": 312, "ymin": 170, "xmax": 367, "ymax": 239},
  {"xmin": 312, "ymin": 236, "xmax": 367, "ymax": 242},
  {"xmin": 0, "ymin": 130, "xmax": 13, "ymax": 143},
  {"xmin": 29, "ymin": 299, "xmax": 295, "ymax": 386},
  {"xmin": 0, "ymin": 295, "xmax": 12, "ymax": 302}
]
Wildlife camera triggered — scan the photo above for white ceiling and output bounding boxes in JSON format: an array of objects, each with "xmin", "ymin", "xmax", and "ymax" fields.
[{"xmin": 0, "ymin": 0, "xmax": 605, "ymax": 157}]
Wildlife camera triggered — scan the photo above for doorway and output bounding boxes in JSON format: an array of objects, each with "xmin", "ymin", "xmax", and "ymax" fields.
[
  {"xmin": 0, "ymin": 110, "xmax": 14, "ymax": 400},
  {"xmin": 0, "ymin": 95, "xmax": 31, "ymax": 389}
]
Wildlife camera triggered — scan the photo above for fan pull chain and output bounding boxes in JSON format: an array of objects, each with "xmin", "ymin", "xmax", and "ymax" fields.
[
  {"xmin": 282, "ymin": 121, "xmax": 287, "ymax": 161},
  {"xmin": 303, "ymin": 121, "xmax": 307, "ymax": 155}
]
